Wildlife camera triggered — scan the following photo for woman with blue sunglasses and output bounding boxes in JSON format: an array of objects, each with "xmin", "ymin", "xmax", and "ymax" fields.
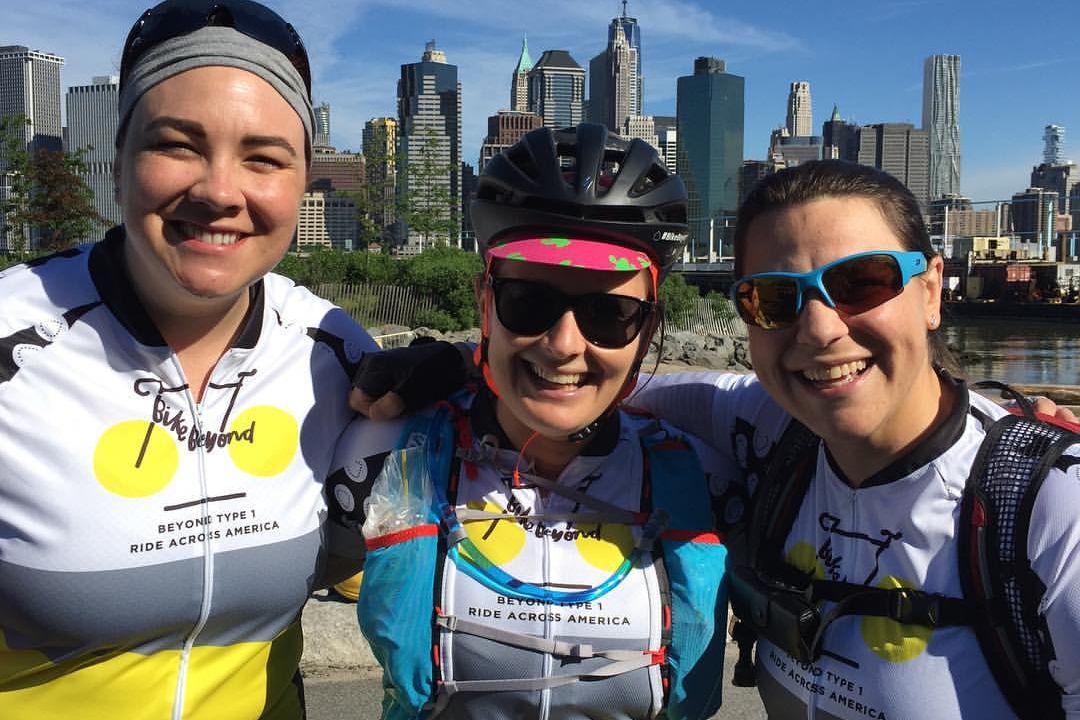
[
  {"xmin": 0, "ymin": 2, "xmax": 380, "ymax": 717},
  {"xmin": 628, "ymin": 160, "xmax": 1080, "ymax": 719},
  {"xmin": 326, "ymin": 124, "xmax": 737, "ymax": 719}
]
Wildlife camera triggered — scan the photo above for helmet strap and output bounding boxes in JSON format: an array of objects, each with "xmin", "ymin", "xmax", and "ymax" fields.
[{"xmin": 478, "ymin": 261, "xmax": 501, "ymax": 398}]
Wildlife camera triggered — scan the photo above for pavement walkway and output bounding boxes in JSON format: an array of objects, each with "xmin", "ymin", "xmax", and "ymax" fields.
[{"xmin": 300, "ymin": 590, "xmax": 377, "ymax": 675}]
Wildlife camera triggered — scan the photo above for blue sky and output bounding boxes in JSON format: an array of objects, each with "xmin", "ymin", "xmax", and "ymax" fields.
[{"xmin": 7, "ymin": 0, "xmax": 1078, "ymax": 202}]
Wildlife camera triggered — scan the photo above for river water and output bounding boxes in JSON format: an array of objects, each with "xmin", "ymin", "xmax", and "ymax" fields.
[{"xmin": 943, "ymin": 318, "xmax": 1080, "ymax": 387}]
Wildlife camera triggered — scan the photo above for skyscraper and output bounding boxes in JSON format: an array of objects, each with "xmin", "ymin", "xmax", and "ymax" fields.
[
  {"xmin": 922, "ymin": 54, "xmax": 961, "ymax": 200},
  {"xmin": 822, "ymin": 104, "xmax": 858, "ymax": 162},
  {"xmin": 1031, "ymin": 161, "xmax": 1077, "ymax": 215},
  {"xmin": 308, "ymin": 149, "xmax": 364, "ymax": 193},
  {"xmin": 510, "ymin": 36, "xmax": 533, "ymax": 113},
  {"xmin": 1, "ymin": 45, "xmax": 64, "ymax": 249},
  {"xmin": 397, "ymin": 41, "xmax": 462, "ymax": 253},
  {"xmin": 588, "ymin": 4, "xmax": 640, "ymax": 133},
  {"xmin": 622, "ymin": 115, "xmax": 657, "ymax": 149},
  {"xmin": 65, "ymin": 75, "xmax": 121, "ymax": 230},
  {"xmin": 858, "ymin": 122, "xmax": 930, "ymax": 208},
  {"xmin": 786, "ymin": 81, "xmax": 812, "ymax": 137},
  {"xmin": 0, "ymin": 45, "xmax": 64, "ymax": 152},
  {"xmin": 363, "ymin": 117, "xmax": 398, "ymax": 234},
  {"xmin": 528, "ymin": 50, "xmax": 585, "ymax": 129},
  {"xmin": 1044, "ymin": 124, "xmax": 1066, "ymax": 165},
  {"xmin": 478, "ymin": 110, "xmax": 543, "ymax": 170},
  {"xmin": 739, "ymin": 160, "xmax": 770, "ymax": 207},
  {"xmin": 676, "ymin": 57, "xmax": 744, "ymax": 259},
  {"xmin": 297, "ymin": 191, "xmax": 358, "ymax": 250},
  {"xmin": 654, "ymin": 115, "xmax": 677, "ymax": 171},
  {"xmin": 313, "ymin": 102, "xmax": 331, "ymax": 149},
  {"xmin": 610, "ymin": 1, "xmax": 642, "ymax": 116},
  {"xmin": 1010, "ymin": 187, "xmax": 1057, "ymax": 253}
]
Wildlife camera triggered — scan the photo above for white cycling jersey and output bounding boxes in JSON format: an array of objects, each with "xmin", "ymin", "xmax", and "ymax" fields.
[
  {"xmin": 327, "ymin": 390, "xmax": 740, "ymax": 720},
  {"xmin": 0, "ymin": 229, "xmax": 377, "ymax": 720},
  {"xmin": 631, "ymin": 371, "xmax": 1080, "ymax": 720}
]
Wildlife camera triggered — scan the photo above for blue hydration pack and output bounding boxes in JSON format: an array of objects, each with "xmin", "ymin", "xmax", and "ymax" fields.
[{"xmin": 356, "ymin": 401, "xmax": 730, "ymax": 719}]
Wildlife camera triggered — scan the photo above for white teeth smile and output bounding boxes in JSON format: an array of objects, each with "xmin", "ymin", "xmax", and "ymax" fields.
[
  {"xmin": 181, "ymin": 222, "xmax": 243, "ymax": 246},
  {"xmin": 529, "ymin": 363, "xmax": 585, "ymax": 386},
  {"xmin": 802, "ymin": 360, "xmax": 868, "ymax": 383}
]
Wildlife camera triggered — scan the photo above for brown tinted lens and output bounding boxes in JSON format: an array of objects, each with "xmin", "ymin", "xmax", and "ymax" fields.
[
  {"xmin": 735, "ymin": 279, "xmax": 799, "ymax": 329},
  {"xmin": 576, "ymin": 294, "xmax": 648, "ymax": 348},
  {"xmin": 823, "ymin": 255, "xmax": 903, "ymax": 315}
]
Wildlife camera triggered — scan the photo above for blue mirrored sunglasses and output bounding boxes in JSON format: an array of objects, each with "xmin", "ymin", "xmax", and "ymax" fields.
[{"xmin": 730, "ymin": 250, "xmax": 928, "ymax": 330}]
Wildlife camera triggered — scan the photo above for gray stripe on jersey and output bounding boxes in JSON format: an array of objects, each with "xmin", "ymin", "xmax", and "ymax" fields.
[{"xmin": 0, "ymin": 528, "xmax": 319, "ymax": 661}]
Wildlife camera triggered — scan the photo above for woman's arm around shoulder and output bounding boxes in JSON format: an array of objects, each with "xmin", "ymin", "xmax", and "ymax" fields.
[
  {"xmin": 627, "ymin": 371, "xmax": 779, "ymax": 454},
  {"xmin": 319, "ymin": 415, "xmax": 408, "ymax": 588}
]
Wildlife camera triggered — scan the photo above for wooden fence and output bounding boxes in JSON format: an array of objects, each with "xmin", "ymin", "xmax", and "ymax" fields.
[
  {"xmin": 315, "ymin": 283, "xmax": 436, "ymax": 329},
  {"xmin": 668, "ymin": 296, "xmax": 748, "ymax": 337},
  {"xmin": 315, "ymin": 283, "xmax": 746, "ymax": 344}
]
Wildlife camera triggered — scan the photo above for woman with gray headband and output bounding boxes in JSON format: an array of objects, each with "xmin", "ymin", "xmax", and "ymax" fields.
[{"xmin": 0, "ymin": 1, "xmax": 378, "ymax": 718}]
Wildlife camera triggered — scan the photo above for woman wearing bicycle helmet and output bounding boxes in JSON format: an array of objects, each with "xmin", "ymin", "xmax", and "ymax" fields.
[{"xmin": 326, "ymin": 124, "xmax": 736, "ymax": 719}]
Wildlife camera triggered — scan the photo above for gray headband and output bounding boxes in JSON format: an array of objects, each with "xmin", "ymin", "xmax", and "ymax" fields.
[{"xmin": 117, "ymin": 25, "xmax": 314, "ymax": 158}]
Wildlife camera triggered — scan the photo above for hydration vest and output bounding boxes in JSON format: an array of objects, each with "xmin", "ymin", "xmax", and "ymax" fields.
[
  {"xmin": 730, "ymin": 388, "xmax": 1080, "ymax": 720},
  {"xmin": 356, "ymin": 399, "xmax": 729, "ymax": 720}
]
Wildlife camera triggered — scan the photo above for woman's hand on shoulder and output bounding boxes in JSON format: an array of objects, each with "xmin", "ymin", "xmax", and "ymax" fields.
[{"xmin": 350, "ymin": 339, "xmax": 472, "ymax": 419}]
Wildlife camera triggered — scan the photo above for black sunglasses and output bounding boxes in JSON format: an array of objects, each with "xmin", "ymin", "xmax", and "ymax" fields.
[
  {"xmin": 489, "ymin": 276, "xmax": 654, "ymax": 349},
  {"xmin": 120, "ymin": 0, "xmax": 312, "ymax": 98}
]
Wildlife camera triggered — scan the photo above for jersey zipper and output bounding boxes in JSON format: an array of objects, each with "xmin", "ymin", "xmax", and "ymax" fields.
[
  {"xmin": 169, "ymin": 378, "xmax": 217, "ymax": 720},
  {"xmin": 536, "ymin": 486, "xmax": 552, "ymax": 720}
]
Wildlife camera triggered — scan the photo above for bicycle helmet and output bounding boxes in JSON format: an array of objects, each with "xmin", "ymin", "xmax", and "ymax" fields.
[{"xmin": 472, "ymin": 123, "xmax": 688, "ymax": 279}]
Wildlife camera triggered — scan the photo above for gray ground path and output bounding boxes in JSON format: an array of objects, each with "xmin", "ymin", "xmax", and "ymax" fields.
[{"xmin": 300, "ymin": 590, "xmax": 767, "ymax": 719}]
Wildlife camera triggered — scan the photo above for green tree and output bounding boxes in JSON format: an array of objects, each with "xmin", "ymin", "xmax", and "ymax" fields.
[
  {"xmin": 1, "ymin": 115, "xmax": 106, "ymax": 251},
  {"xmin": 705, "ymin": 290, "xmax": 738, "ymax": 321},
  {"xmin": 400, "ymin": 127, "xmax": 458, "ymax": 249},
  {"xmin": 342, "ymin": 250, "xmax": 399, "ymax": 285},
  {"xmin": 658, "ymin": 272, "xmax": 701, "ymax": 323},
  {"xmin": 402, "ymin": 244, "xmax": 482, "ymax": 330}
]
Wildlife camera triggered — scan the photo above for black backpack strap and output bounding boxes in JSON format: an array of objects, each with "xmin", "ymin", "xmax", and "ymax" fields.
[
  {"xmin": 959, "ymin": 411, "xmax": 1079, "ymax": 720},
  {"xmin": 731, "ymin": 419, "xmax": 820, "ymax": 686},
  {"xmin": 810, "ymin": 579, "xmax": 972, "ymax": 626},
  {"xmin": 971, "ymin": 379, "xmax": 1038, "ymax": 419},
  {"xmin": 746, "ymin": 419, "xmax": 820, "ymax": 569}
]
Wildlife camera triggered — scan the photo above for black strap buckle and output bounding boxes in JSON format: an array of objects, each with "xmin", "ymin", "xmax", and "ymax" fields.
[{"xmin": 888, "ymin": 588, "xmax": 943, "ymax": 626}]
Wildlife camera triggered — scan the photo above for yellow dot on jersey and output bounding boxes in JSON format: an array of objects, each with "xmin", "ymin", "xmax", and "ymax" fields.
[
  {"xmin": 462, "ymin": 500, "xmax": 525, "ymax": 566},
  {"xmin": 93, "ymin": 421, "xmax": 179, "ymax": 497},
  {"xmin": 785, "ymin": 541, "xmax": 825, "ymax": 579},
  {"xmin": 861, "ymin": 575, "xmax": 932, "ymax": 663},
  {"xmin": 575, "ymin": 523, "xmax": 634, "ymax": 572},
  {"xmin": 228, "ymin": 406, "xmax": 298, "ymax": 477}
]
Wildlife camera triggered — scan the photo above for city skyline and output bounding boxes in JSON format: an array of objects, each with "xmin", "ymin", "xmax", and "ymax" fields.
[{"xmin": 5, "ymin": 0, "xmax": 1078, "ymax": 202}]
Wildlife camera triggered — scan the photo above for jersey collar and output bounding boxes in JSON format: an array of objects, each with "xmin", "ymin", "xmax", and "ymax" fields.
[
  {"xmin": 825, "ymin": 373, "xmax": 970, "ymax": 489},
  {"xmin": 469, "ymin": 387, "xmax": 622, "ymax": 458},
  {"xmin": 89, "ymin": 226, "xmax": 266, "ymax": 350}
]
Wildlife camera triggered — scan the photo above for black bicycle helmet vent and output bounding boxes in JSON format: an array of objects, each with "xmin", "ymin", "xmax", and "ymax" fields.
[{"xmin": 472, "ymin": 123, "xmax": 689, "ymax": 277}]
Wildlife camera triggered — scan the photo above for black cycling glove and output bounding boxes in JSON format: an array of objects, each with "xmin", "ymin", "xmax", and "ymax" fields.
[{"xmin": 353, "ymin": 339, "xmax": 470, "ymax": 413}]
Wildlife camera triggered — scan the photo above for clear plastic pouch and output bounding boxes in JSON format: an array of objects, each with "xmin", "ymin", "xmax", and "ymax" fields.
[{"xmin": 361, "ymin": 443, "xmax": 433, "ymax": 539}]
